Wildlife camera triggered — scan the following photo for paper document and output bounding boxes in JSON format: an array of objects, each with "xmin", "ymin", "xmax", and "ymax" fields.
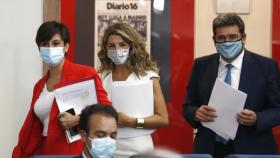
[
  {"xmin": 111, "ymin": 80, "xmax": 154, "ymax": 138},
  {"xmin": 54, "ymin": 79, "xmax": 98, "ymax": 143},
  {"xmin": 202, "ymin": 78, "xmax": 247, "ymax": 140}
]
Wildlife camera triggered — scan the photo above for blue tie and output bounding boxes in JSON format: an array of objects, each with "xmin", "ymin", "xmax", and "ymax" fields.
[
  {"xmin": 224, "ymin": 64, "xmax": 234, "ymax": 85},
  {"xmin": 216, "ymin": 64, "xmax": 234, "ymax": 144}
]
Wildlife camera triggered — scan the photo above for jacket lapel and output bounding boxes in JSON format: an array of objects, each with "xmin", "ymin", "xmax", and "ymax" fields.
[
  {"xmin": 202, "ymin": 54, "xmax": 220, "ymax": 103},
  {"xmin": 59, "ymin": 59, "xmax": 72, "ymax": 84},
  {"xmin": 238, "ymin": 50, "xmax": 254, "ymax": 95},
  {"xmin": 49, "ymin": 60, "xmax": 72, "ymax": 128}
]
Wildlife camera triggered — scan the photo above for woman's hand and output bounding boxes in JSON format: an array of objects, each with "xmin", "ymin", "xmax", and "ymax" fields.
[
  {"xmin": 118, "ymin": 112, "xmax": 136, "ymax": 128},
  {"xmin": 117, "ymin": 78, "xmax": 169, "ymax": 129},
  {"xmin": 57, "ymin": 112, "xmax": 80, "ymax": 129}
]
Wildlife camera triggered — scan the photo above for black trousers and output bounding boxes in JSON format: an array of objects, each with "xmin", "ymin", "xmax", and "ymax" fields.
[{"xmin": 213, "ymin": 140, "xmax": 234, "ymax": 158}]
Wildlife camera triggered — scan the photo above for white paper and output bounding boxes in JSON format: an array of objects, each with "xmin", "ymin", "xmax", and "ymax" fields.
[
  {"xmin": 202, "ymin": 78, "xmax": 247, "ymax": 140},
  {"xmin": 216, "ymin": 0, "xmax": 250, "ymax": 14},
  {"xmin": 55, "ymin": 80, "xmax": 98, "ymax": 114},
  {"xmin": 54, "ymin": 79, "xmax": 98, "ymax": 143},
  {"xmin": 111, "ymin": 80, "xmax": 154, "ymax": 138}
]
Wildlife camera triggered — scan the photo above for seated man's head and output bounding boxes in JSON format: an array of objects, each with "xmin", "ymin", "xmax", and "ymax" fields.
[{"xmin": 79, "ymin": 104, "xmax": 118, "ymax": 158}]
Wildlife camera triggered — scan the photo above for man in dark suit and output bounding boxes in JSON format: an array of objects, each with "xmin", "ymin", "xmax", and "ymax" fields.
[
  {"xmin": 78, "ymin": 104, "xmax": 118, "ymax": 158},
  {"xmin": 183, "ymin": 13, "xmax": 280, "ymax": 158}
]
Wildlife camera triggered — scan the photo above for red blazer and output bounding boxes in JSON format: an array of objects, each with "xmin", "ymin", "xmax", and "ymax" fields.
[{"xmin": 12, "ymin": 60, "xmax": 111, "ymax": 158}]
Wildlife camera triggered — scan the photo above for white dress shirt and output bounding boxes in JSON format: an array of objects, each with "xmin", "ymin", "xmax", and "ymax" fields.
[{"xmin": 217, "ymin": 50, "xmax": 244, "ymax": 90}]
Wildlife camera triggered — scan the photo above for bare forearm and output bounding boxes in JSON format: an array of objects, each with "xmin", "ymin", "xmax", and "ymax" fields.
[{"xmin": 141, "ymin": 114, "xmax": 169, "ymax": 128}]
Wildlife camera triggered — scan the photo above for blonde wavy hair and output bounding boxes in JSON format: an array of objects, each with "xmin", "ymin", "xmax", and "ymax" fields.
[{"xmin": 97, "ymin": 23, "xmax": 159, "ymax": 76}]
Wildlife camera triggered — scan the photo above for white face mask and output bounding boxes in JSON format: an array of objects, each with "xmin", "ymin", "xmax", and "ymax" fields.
[
  {"xmin": 107, "ymin": 48, "xmax": 129, "ymax": 65},
  {"xmin": 39, "ymin": 47, "xmax": 65, "ymax": 67},
  {"xmin": 87, "ymin": 137, "xmax": 116, "ymax": 158}
]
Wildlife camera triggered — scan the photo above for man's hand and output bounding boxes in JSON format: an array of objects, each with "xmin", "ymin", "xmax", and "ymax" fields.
[
  {"xmin": 237, "ymin": 109, "xmax": 257, "ymax": 126},
  {"xmin": 195, "ymin": 105, "xmax": 217, "ymax": 122}
]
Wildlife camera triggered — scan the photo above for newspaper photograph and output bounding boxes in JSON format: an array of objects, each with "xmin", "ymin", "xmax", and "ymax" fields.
[{"xmin": 94, "ymin": 0, "xmax": 151, "ymax": 67}]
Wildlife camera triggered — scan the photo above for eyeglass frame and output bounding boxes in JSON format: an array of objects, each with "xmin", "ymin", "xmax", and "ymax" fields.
[{"xmin": 213, "ymin": 33, "xmax": 244, "ymax": 43}]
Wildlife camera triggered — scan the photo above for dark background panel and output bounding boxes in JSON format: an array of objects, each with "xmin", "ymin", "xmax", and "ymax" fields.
[
  {"xmin": 151, "ymin": 0, "xmax": 171, "ymax": 101},
  {"xmin": 75, "ymin": 0, "xmax": 95, "ymax": 66}
]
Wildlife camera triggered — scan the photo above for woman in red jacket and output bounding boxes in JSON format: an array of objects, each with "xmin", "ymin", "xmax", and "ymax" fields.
[{"xmin": 12, "ymin": 21, "xmax": 111, "ymax": 158}]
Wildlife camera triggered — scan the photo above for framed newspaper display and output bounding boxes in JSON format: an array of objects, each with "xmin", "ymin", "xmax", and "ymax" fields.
[{"xmin": 94, "ymin": 0, "xmax": 151, "ymax": 67}]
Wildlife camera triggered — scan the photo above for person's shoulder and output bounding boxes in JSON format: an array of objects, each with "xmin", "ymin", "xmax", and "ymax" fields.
[
  {"xmin": 100, "ymin": 70, "xmax": 112, "ymax": 80},
  {"xmin": 145, "ymin": 70, "xmax": 159, "ymax": 78},
  {"xmin": 194, "ymin": 53, "xmax": 219, "ymax": 63},
  {"xmin": 137, "ymin": 70, "xmax": 160, "ymax": 80},
  {"xmin": 246, "ymin": 50, "xmax": 277, "ymax": 65},
  {"xmin": 67, "ymin": 61, "xmax": 98, "ymax": 76},
  {"xmin": 73, "ymin": 62, "xmax": 96, "ymax": 73},
  {"xmin": 192, "ymin": 53, "xmax": 219, "ymax": 70},
  {"xmin": 33, "ymin": 74, "xmax": 48, "ymax": 91}
]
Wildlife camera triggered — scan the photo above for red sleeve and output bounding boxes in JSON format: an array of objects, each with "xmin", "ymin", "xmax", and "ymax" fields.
[
  {"xmin": 13, "ymin": 83, "xmax": 43, "ymax": 158},
  {"xmin": 94, "ymin": 74, "xmax": 112, "ymax": 106}
]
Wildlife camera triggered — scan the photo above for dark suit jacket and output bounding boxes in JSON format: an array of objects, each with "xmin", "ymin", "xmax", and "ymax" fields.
[{"xmin": 183, "ymin": 50, "xmax": 280, "ymax": 154}]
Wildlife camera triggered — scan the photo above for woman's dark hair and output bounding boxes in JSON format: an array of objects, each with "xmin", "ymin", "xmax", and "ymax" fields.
[
  {"xmin": 35, "ymin": 21, "xmax": 70, "ymax": 47},
  {"xmin": 213, "ymin": 13, "xmax": 245, "ymax": 35},
  {"xmin": 79, "ymin": 104, "xmax": 118, "ymax": 134}
]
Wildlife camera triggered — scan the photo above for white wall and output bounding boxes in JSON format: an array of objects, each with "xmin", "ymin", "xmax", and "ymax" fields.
[
  {"xmin": 195, "ymin": 0, "xmax": 272, "ymax": 58},
  {"xmin": 0, "ymin": 0, "xmax": 43, "ymax": 157}
]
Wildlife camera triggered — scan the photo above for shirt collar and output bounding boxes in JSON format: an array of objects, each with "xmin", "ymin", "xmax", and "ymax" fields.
[{"xmin": 219, "ymin": 49, "xmax": 244, "ymax": 70}]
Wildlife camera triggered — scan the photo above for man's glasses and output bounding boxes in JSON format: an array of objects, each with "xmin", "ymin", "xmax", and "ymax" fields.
[{"xmin": 214, "ymin": 34, "xmax": 242, "ymax": 43}]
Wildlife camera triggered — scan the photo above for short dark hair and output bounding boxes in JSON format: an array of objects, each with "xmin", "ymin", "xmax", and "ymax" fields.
[
  {"xmin": 35, "ymin": 21, "xmax": 70, "ymax": 47},
  {"xmin": 79, "ymin": 104, "xmax": 118, "ymax": 133},
  {"xmin": 213, "ymin": 13, "xmax": 245, "ymax": 35}
]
